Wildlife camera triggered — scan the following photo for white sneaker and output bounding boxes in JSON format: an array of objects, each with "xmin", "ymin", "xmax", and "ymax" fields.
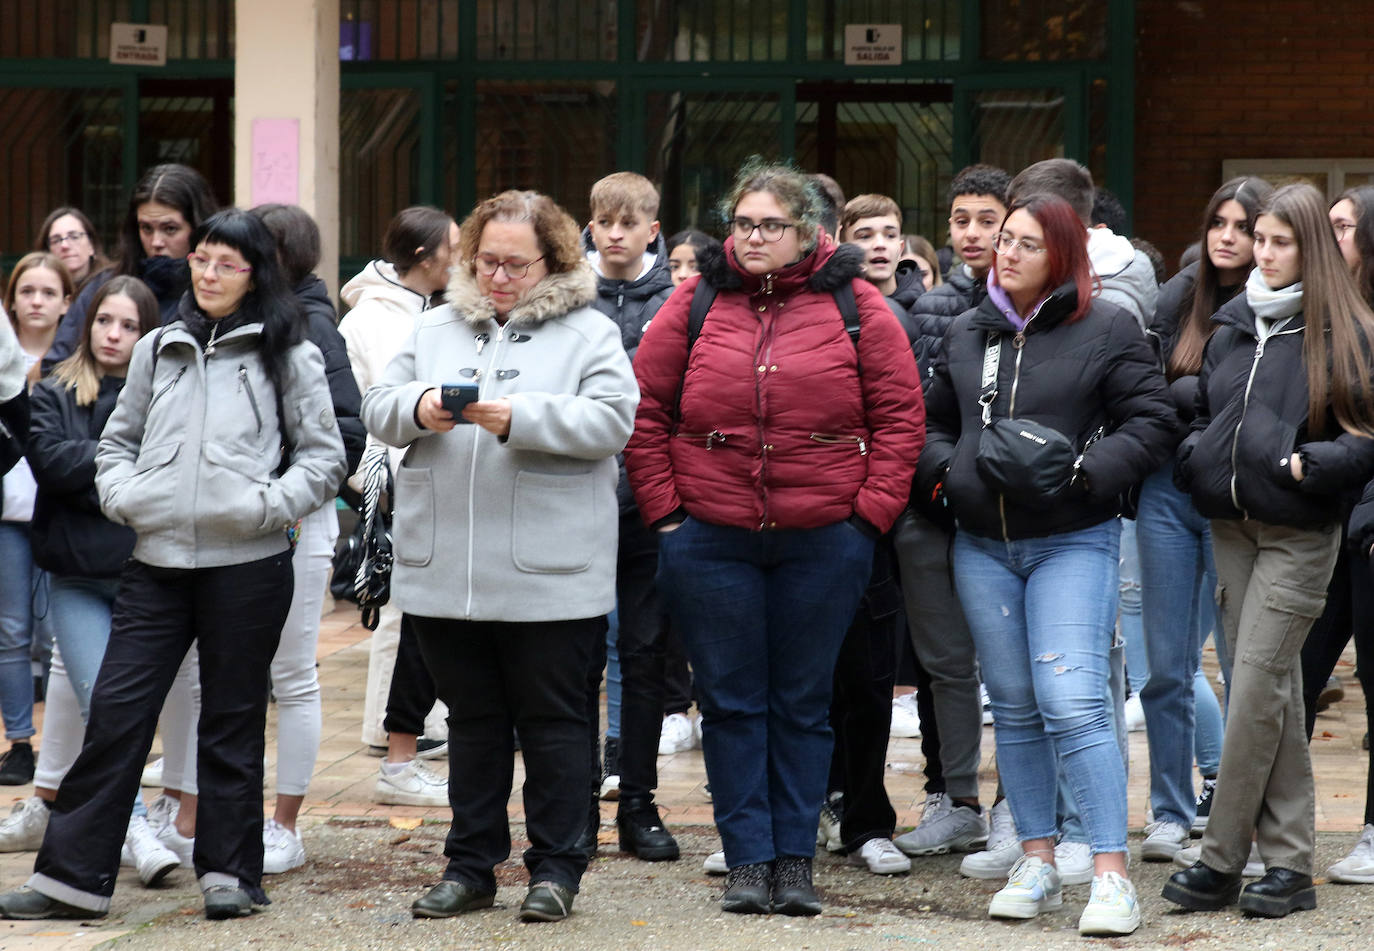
[
  {"xmin": 1328, "ymin": 824, "xmax": 1374, "ymax": 884},
  {"xmin": 126, "ymin": 814, "xmax": 180, "ymax": 886},
  {"xmin": 960, "ymin": 799, "xmax": 1019, "ymax": 879},
  {"xmin": 262, "ymin": 817, "xmax": 306, "ymax": 874},
  {"xmin": 145, "ymin": 792, "xmax": 180, "ymax": 833},
  {"xmin": 1054, "ymin": 840, "xmax": 1094, "ymax": 885},
  {"xmin": 895, "ymin": 792, "xmax": 987, "ymax": 856},
  {"xmin": 1079, "ymin": 871, "xmax": 1141, "ymax": 935},
  {"xmin": 703, "ymin": 849, "xmax": 727, "ymax": 875},
  {"xmin": 988, "ymin": 854, "xmax": 1062, "ymax": 919},
  {"xmin": 1141, "ymin": 819, "xmax": 1189, "ymax": 861},
  {"xmin": 1124, "ymin": 694, "xmax": 1146, "ymax": 732},
  {"xmin": 850, "ymin": 837, "xmax": 912, "ymax": 875},
  {"xmin": 980, "ymin": 683, "xmax": 994, "ymax": 725},
  {"xmin": 1173, "ymin": 842, "xmax": 1264, "ymax": 877},
  {"xmin": 141, "ymin": 756, "xmax": 164, "ymax": 788},
  {"xmin": 657, "ymin": 713, "xmax": 698, "ymax": 755},
  {"xmin": 155, "ymin": 818, "xmax": 195, "ymax": 868},
  {"xmin": 889, "ymin": 693, "xmax": 922, "ymax": 737},
  {"xmin": 375, "ymin": 759, "xmax": 449, "ymax": 807},
  {"xmin": 598, "ymin": 771, "xmax": 621, "ymax": 801},
  {"xmin": 817, "ymin": 792, "xmax": 844, "ymax": 853},
  {"xmin": 0, "ymin": 796, "xmax": 49, "ymax": 852}
]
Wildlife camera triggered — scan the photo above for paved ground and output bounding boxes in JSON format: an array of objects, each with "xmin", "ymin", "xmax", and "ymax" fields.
[{"xmin": 0, "ymin": 602, "xmax": 1369, "ymax": 950}]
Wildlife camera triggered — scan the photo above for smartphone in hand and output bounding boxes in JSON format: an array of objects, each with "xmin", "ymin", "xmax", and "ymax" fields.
[{"xmin": 439, "ymin": 383, "xmax": 480, "ymax": 423}]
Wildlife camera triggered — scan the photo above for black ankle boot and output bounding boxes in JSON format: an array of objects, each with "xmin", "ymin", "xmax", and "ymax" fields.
[
  {"xmin": 615, "ymin": 797, "xmax": 680, "ymax": 861},
  {"xmin": 772, "ymin": 855, "xmax": 821, "ymax": 916},
  {"xmin": 1238, "ymin": 868, "xmax": 1316, "ymax": 918},
  {"xmin": 1161, "ymin": 861, "xmax": 1242, "ymax": 911},
  {"xmin": 722, "ymin": 861, "xmax": 772, "ymax": 914}
]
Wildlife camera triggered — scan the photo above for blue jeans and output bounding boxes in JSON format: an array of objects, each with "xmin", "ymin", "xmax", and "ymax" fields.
[
  {"xmin": 656, "ymin": 517, "xmax": 874, "ymax": 867},
  {"xmin": 0, "ymin": 522, "xmax": 38, "ymax": 740},
  {"xmin": 605, "ymin": 609, "xmax": 621, "ymax": 740},
  {"xmin": 1137, "ymin": 465, "xmax": 1226, "ymax": 825},
  {"xmin": 1120, "ymin": 519, "xmax": 1147, "ymax": 694},
  {"xmin": 955, "ymin": 521, "xmax": 1128, "ymax": 855}
]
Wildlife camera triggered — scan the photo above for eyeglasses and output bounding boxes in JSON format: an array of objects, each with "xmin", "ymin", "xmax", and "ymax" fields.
[
  {"xmin": 47, "ymin": 231, "xmax": 88, "ymax": 248},
  {"xmin": 187, "ymin": 254, "xmax": 252, "ymax": 279},
  {"xmin": 993, "ymin": 233, "xmax": 1047, "ymax": 256},
  {"xmin": 731, "ymin": 218, "xmax": 795, "ymax": 243},
  {"xmin": 1333, "ymin": 222, "xmax": 1357, "ymax": 240},
  {"xmin": 474, "ymin": 254, "xmax": 543, "ymax": 279}
]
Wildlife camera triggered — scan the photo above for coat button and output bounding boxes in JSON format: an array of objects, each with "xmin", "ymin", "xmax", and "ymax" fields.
[
  {"xmin": 769, "ymin": 521, "xmax": 778, "ymax": 528},
  {"xmin": 769, "ymin": 365, "xmax": 778, "ymax": 372},
  {"xmin": 757, "ymin": 365, "xmax": 766, "ymax": 372},
  {"xmin": 757, "ymin": 305, "xmax": 766, "ymax": 313}
]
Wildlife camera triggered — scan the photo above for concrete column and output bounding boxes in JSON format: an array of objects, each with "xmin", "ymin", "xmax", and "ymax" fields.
[{"xmin": 234, "ymin": 0, "xmax": 340, "ymax": 296}]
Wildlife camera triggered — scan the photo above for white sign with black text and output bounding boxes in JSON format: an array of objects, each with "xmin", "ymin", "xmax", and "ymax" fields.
[
  {"xmin": 844, "ymin": 24, "xmax": 902, "ymax": 66},
  {"xmin": 110, "ymin": 23, "xmax": 168, "ymax": 67}
]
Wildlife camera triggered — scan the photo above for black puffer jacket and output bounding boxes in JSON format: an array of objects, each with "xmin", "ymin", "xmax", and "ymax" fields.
[
  {"xmin": 583, "ymin": 229, "xmax": 675, "ymax": 354},
  {"xmin": 889, "ymin": 260, "xmax": 927, "ymax": 313},
  {"xmin": 917, "ymin": 283, "xmax": 1177, "ymax": 541},
  {"xmin": 1149, "ymin": 261, "xmax": 1246, "ymax": 423},
  {"xmin": 905, "ymin": 266, "xmax": 988, "ymax": 388},
  {"xmin": 28, "ymin": 375, "xmax": 134, "ymax": 577},
  {"xmin": 1175, "ymin": 295, "xmax": 1374, "ymax": 528},
  {"xmin": 295, "ymin": 276, "xmax": 367, "ymax": 480},
  {"xmin": 1350, "ymin": 478, "xmax": 1374, "ymax": 558}
]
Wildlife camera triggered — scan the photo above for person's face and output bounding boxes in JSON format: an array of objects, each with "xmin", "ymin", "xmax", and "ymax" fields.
[
  {"xmin": 137, "ymin": 201, "xmax": 192, "ymax": 259},
  {"xmin": 189, "ymin": 241, "xmax": 254, "ymax": 318},
  {"xmin": 475, "ymin": 220, "xmax": 549, "ymax": 317},
  {"xmin": 1206, "ymin": 199, "xmax": 1256, "ymax": 281},
  {"xmin": 89, "ymin": 292, "xmax": 143, "ymax": 375},
  {"xmin": 948, "ymin": 193, "xmax": 1006, "ymax": 276},
  {"xmin": 915, "ymin": 255, "xmax": 937, "ymax": 291},
  {"xmin": 844, "ymin": 215, "xmax": 903, "ymax": 287},
  {"xmin": 417, "ymin": 221, "xmax": 460, "ymax": 294},
  {"xmin": 589, "ymin": 208, "xmax": 660, "ymax": 276},
  {"xmin": 731, "ymin": 191, "xmax": 804, "ymax": 276},
  {"xmin": 1252, "ymin": 214, "xmax": 1302, "ymax": 290},
  {"xmin": 668, "ymin": 244, "xmax": 698, "ymax": 286},
  {"xmin": 13, "ymin": 266, "xmax": 69, "ymax": 336},
  {"xmin": 46, "ymin": 214, "xmax": 95, "ymax": 282},
  {"xmin": 994, "ymin": 209, "xmax": 1051, "ymax": 305},
  {"xmin": 1330, "ymin": 198, "xmax": 1361, "ymax": 274}
]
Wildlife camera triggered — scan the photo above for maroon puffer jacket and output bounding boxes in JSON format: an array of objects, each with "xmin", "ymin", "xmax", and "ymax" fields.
[{"xmin": 625, "ymin": 235, "xmax": 924, "ymax": 533}]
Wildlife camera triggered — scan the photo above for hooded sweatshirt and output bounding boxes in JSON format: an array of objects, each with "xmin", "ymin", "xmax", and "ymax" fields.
[
  {"xmin": 581, "ymin": 228, "xmax": 676, "ymax": 354},
  {"xmin": 1086, "ymin": 227, "xmax": 1158, "ymax": 331}
]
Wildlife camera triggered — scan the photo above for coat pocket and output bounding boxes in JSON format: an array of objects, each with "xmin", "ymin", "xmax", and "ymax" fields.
[
  {"xmin": 200, "ymin": 442, "xmax": 270, "ymax": 535},
  {"xmin": 393, "ymin": 466, "xmax": 435, "ymax": 567},
  {"xmin": 511, "ymin": 470, "xmax": 596, "ymax": 573},
  {"xmin": 111, "ymin": 440, "xmax": 182, "ymax": 532},
  {"xmin": 1239, "ymin": 578, "xmax": 1327, "ymax": 675}
]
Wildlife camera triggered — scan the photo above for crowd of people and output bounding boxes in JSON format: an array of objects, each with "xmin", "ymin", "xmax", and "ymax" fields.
[{"xmin": 0, "ymin": 152, "xmax": 1368, "ymax": 938}]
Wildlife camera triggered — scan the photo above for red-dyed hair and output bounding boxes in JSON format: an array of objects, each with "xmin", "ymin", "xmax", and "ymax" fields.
[{"xmin": 995, "ymin": 194, "xmax": 1096, "ymax": 323}]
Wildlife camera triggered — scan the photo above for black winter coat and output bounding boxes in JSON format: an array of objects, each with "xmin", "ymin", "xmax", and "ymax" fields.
[
  {"xmin": 1175, "ymin": 296, "xmax": 1374, "ymax": 528},
  {"xmin": 905, "ymin": 266, "xmax": 988, "ymax": 389},
  {"xmin": 918, "ymin": 283, "xmax": 1177, "ymax": 541},
  {"xmin": 295, "ymin": 276, "xmax": 367, "ymax": 479},
  {"xmin": 28, "ymin": 375, "xmax": 135, "ymax": 577},
  {"xmin": 582, "ymin": 229, "xmax": 675, "ymax": 354},
  {"xmin": 1149, "ymin": 261, "xmax": 1246, "ymax": 423}
]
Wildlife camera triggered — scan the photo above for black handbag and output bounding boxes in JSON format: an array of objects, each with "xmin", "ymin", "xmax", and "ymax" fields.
[{"xmin": 974, "ymin": 333, "xmax": 1098, "ymax": 503}]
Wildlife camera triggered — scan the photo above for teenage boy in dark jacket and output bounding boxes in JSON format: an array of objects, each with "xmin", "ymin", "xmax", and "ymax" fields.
[{"xmin": 581, "ymin": 172, "xmax": 680, "ymax": 863}]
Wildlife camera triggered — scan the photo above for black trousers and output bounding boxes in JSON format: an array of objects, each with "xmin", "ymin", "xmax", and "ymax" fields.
[
  {"xmin": 614, "ymin": 513, "xmax": 672, "ymax": 804},
  {"xmin": 382, "ymin": 612, "xmax": 437, "ymax": 737},
  {"xmin": 662, "ymin": 625, "xmax": 693, "ymax": 716},
  {"xmin": 33, "ymin": 554, "xmax": 292, "ymax": 910},
  {"xmin": 413, "ymin": 614, "xmax": 603, "ymax": 893}
]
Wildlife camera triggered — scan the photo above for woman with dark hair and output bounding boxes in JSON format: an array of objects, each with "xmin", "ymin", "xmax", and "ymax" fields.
[
  {"xmin": 917, "ymin": 194, "xmax": 1175, "ymax": 935},
  {"xmin": 44, "ymin": 163, "xmax": 218, "ymax": 372},
  {"xmin": 1165, "ymin": 183, "xmax": 1374, "ymax": 918},
  {"xmin": 0, "ymin": 208, "xmax": 346, "ymax": 922},
  {"xmin": 627, "ymin": 161, "xmax": 923, "ymax": 917},
  {"xmin": 363, "ymin": 189, "xmax": 637, "ymax": 923},
  {"xmin": 34, "ymin": 207, "xmax": 108, "ymax": 291},
  {"xmin": 665, "ymin": 229, "xmax": 720, "ymax": 287},
  {"xmin": 340, "ymin": 205, "xmax": 458, "ymax": 807},
  {"xmin": 248, "ymin": 203, "xmax": 364, "ymax": 871},
  {"xmin": 1134, "ymin": 177, "xmax": 1272, "ymax": 863}
]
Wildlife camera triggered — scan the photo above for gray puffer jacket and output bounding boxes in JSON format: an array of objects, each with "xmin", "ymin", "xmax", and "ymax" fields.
[
  {"xmin": 96, "ymin": 316, "xmax": 347, "ymax": 570},
  {"xmin": 360, "ymin": 262, "xmax": 638, "ymax": 623}
]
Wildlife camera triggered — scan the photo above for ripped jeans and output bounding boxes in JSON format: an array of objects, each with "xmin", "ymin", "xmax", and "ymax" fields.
[{"xmin": 954, "ymin": 520, "xmax": 1127, "ymax": 856}]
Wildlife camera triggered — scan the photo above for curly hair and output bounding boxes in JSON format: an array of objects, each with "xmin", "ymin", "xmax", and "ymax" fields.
[
  {"xmin": 718, "ymin": 157, "xmax": 825, "ymax": 251},
  {"xmin": 457, "ymin": 191, "xmax": 583, "ymax": 275}
]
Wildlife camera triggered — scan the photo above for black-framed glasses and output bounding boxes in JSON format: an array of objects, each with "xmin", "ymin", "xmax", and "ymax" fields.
[
  {"xmin": 992, "ymin": 233, "xmax": 1047, "ymax": 256},
  {"xmin": 47, "ymin": 231, "xmax": 88, "ymax": 248},
  {"xmin": 731, "ymin": 218, "xmax": 795, "ymax": 243},
  {"xmin": 475, "ymin": 254, "xmax": 543, "ymax": 279}
]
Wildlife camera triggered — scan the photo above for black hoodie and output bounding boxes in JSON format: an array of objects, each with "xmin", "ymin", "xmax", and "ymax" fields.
[{"xmin": 582, "ymin": 228, "xmax": 676, "ymax": 355}]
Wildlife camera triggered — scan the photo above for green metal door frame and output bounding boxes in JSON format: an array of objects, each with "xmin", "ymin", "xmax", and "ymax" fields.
[
  {"xmin": 340, "ymin": 70, "xmax": 441, "ymax": 201},
  {"xmin": 626, "ymin": 77, "xmax": 797, "ymax": 173},
  {"xmin": 951, "ymin": 69, "xmax": 1087, "ymax": 172}
]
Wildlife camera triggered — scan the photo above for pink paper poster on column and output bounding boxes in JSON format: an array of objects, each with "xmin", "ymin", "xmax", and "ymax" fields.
[{"xmin": 251, "ymin": 118, "xmax": 300, "ymax": 205}]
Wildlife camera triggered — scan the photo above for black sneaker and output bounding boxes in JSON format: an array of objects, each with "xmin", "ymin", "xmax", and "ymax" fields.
[
  {"xmin": 1191, "ymin": 778, "xmax": 1216, "ymax": 837},
  {"xmin": 771, "ymin": 855, "xmax": 822, "ymax": 916},
  {"xmin": 0, "ymin": 743, "xmax": 35, "ymax": 786},
  {"xmin": 598, "ymin": 736, "xmax": 620, "ymax": 801},
  {"xmin": 415, "ymin": 737, "xmax": 448, "ymax": 760}
]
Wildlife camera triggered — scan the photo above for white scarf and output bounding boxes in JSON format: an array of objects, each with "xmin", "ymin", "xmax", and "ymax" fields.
[{"xmin": 1245, "ymin": 267, "xmax": 1303, "ymax": 341}]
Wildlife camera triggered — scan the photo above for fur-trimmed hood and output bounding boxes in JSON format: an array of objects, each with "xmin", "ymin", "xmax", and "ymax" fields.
[
  {"xmin": 446, "ymin": 260, "xmax": 599, "ymax": 328},
  {"xmin": 697, "ymin": 233, "xmax": 866, "ymax": 297}
]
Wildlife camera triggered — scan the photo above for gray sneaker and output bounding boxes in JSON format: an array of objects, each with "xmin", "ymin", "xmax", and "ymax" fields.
[{"xmin": 894, "ymin": 792, "xmax": 988, "ymax": 856}]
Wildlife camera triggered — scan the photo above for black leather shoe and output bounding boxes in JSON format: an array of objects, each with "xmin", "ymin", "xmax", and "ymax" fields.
[
  {"xmin": 0, "ymin": 886, "xmax": 103, "ymax": 920},
  {"xmin": 1161, "ymin": 861, "xmax": 1243, "ymax": 910},
  {"xmin": 519, "ymin": 881, "xmax": 575, "ymax": 922},
  {"xmin": 721, "ymin": 862, "xmax": 773, "ymax": 914},
  {"xmin": 1238, "ymin": 868, "xmax": 1316, "ymax": 918},
  {"xmin": 411, "ymin": 880, "xmax": 496, "ymax": 918},
  {"xmin": 616, "ymin": 798, "xmax": 680, "ymax": 861},
  {"xmin": 772, "ymin": 855, "xmax": 822, "ymax": 916}
]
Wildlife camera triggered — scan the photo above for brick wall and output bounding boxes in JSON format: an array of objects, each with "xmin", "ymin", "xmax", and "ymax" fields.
[{"xmin": 1134, "ymin": 0, "xmax": 1374, "ymax": 269}]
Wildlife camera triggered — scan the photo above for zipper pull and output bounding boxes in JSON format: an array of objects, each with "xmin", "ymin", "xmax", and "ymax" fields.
[
  {"xmin": 1012, "ymin": 331, "xmax": 1026, "ymax": 349},
  {"xmin": 763, "ymin": 273, "xmax": 774, "ymax": 295},
  {"xmin": 238, "ymin": 365, "xmax": 247, "ymax": 391},
  {"xmin": 496, "ymin": 324, "xmax": 506, "ymax": 342},
  {"xmin": 858, "ymin": 438, "xmax": 868, "ymax": 456},
  {"xmin": 617, "ymin": 292, "xmax": 624, "ymax": 308}
]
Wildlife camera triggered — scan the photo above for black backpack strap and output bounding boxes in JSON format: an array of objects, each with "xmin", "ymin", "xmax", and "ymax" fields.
[
  {"xmin": 834, "ymin": 282, "xmax": 861, "ymax": 373},
  {"xmin": 686, "ymin": 279, "xmax": 718, "ymax": 351}
]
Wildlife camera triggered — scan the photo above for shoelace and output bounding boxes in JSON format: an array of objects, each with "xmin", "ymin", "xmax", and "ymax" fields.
[
  {"xmin": 1091, "ymin": 871, "xmax": 1133, "ymax": 905},
  {"xmin": 916, "ymin": 792, "xmax": 948, "ymax": 827}
]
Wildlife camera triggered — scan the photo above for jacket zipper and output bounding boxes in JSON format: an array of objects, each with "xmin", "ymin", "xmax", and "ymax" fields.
[
  {"xmin": 677, "ymin": 430, "xmax": 728, "ymax": 449},
  {"xmin": 465, "ymin": 322, "xmax": 505, "ymax": 618},
  {"xmin": 150, "ymin": 366, "xmax": 187, "ymax": 409},
  {"xmin": 238, "ymin": 365, "xmax": 264, "ymax": 435},
  {"xmin": 809, "ymin": 433, "xmax": 868, "ymax": 455},
  {"xmin": 997, "ymin": 307, "xmax": 1043, "ymax": 541},
  {"xmin": 1227, "ymin": 325, "xmax": 1302, "ymax": 516}
]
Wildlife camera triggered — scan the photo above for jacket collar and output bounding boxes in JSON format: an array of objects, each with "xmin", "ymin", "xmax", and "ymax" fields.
[
  {"xmin": 1211, "ymin": 294, "xmax": 1308, "ymax": 338},
  {"xmin": 446, "ymin": 260, "xmax": 598, "ymax": 328},
  {"xmin": 697, "ymin": 232, "xmax": 865, "ymax": 297},
  {"xmin": 969, "ymin": 280, "xmax": 1081, "ymax": 334}
]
